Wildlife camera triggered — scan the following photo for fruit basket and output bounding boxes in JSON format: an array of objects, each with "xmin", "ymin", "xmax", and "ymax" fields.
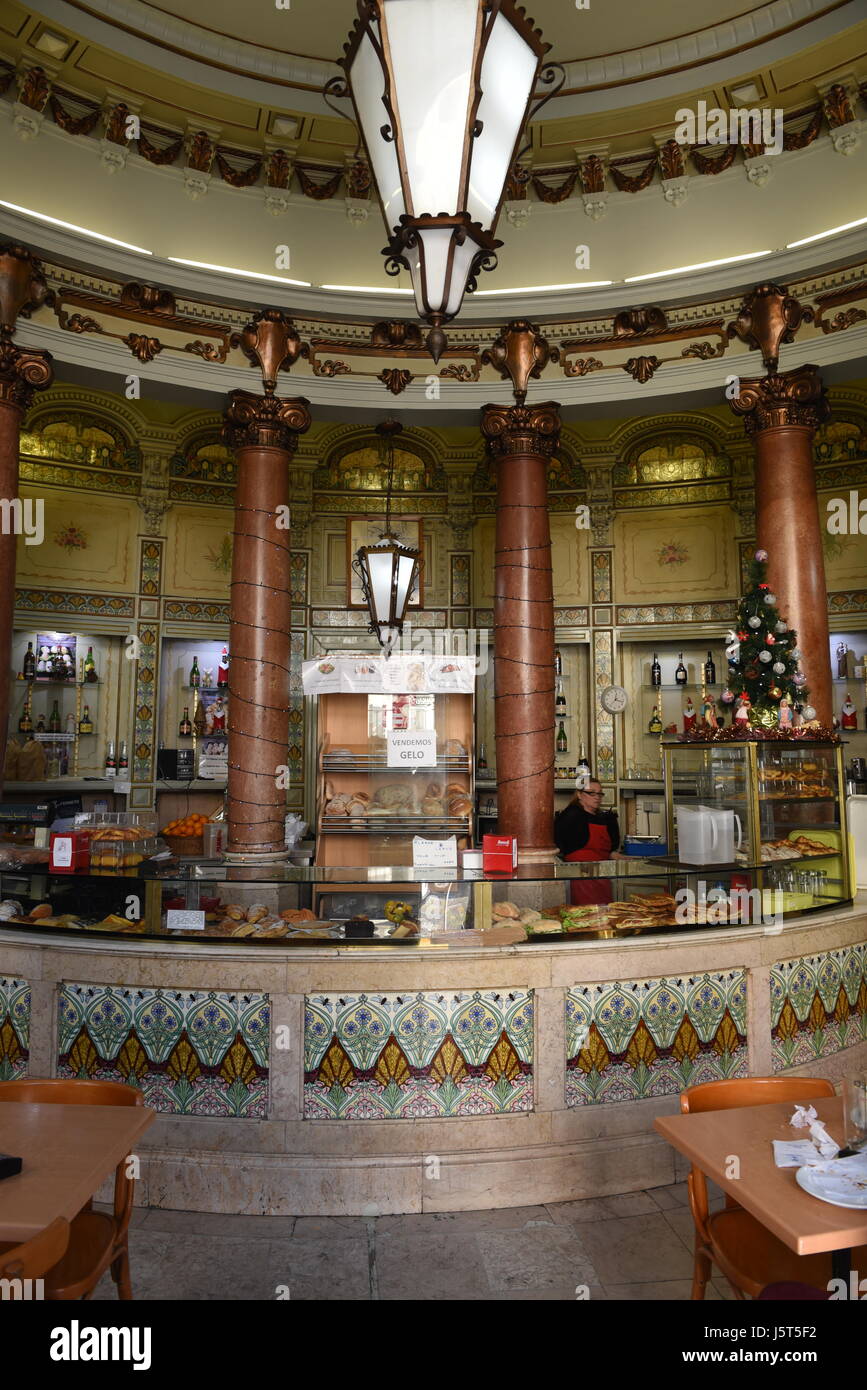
[{"xmin": 160, "ymin": 812, "xmax": 210, "ymax": 857}]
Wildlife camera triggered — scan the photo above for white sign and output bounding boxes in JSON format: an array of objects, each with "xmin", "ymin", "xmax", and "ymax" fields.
[
  {"xmin": 388, "ymin": 729, "xmax": 437, "ymax": 768},
  {"xmin": 166, "ymin": 909, "xmax": 206, "ymax": 932},
  {"xmin": 412, "ymin": 836, "xmax": 458, "ymax": 868}
]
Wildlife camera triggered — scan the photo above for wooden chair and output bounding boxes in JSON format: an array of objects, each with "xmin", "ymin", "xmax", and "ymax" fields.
[
  {"xmin": 0, "ymin": 1077, "xmax": 144, "ymax": 1299},
  {"xmin": 0, "ymin": 1217, "xmax": 70, "ymax": 1285},
  {"xmin": 681, "ymin": 1075, "xmax": 867, "ymax": 1301}
]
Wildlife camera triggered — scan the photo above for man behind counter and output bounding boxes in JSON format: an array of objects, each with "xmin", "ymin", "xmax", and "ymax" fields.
[{"xmin": 554, "ymin": 777, "xmax": 627, "ymax": 904}]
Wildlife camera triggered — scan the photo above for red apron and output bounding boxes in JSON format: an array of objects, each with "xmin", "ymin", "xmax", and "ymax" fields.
[{"xmin": 564, "ymin": 821, "xmax": 614, "ymax": 905}]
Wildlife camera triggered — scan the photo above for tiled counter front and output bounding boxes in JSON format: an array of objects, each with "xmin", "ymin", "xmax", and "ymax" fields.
[{"xmin": 0, "ymin": 899, "xmax": 864, "ymax": 1215}]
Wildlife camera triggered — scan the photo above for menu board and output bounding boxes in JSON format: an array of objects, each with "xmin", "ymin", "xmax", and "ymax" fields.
[{"xmin": 302, "ymin": 654, "xmax": 474, "ymax": 695}]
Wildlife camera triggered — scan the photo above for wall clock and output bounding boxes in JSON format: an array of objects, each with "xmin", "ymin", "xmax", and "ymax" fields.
[{"xmin": 600, "ymin": 685, "xmax": 629, "ymax": 714}]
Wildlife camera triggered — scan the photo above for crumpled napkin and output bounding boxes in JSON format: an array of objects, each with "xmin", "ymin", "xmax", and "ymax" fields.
[{"xmin": 773, "ymin": 1104, "xmax": 842, "ymax": 1166}]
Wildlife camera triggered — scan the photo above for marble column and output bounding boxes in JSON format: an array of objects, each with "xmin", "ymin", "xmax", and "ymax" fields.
[
  {"xmin": 0, "ymin": 246, "xmax": 53, "ymax": 788},
  {"xmin": 222, "ymin": 311, "xmax": 310, "ymax": 860},
  {"xmin": 481, "ymin": 399, "xmax": 560, "ymax": 857},
  {"xmin": 730, "ymin": 365, "xmax": 832, "ymax": 725}
]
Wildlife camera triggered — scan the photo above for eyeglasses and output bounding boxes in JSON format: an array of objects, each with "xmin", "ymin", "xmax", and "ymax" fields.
[{"xmin": 581, "ymin": 790, "xmax": 603, "ymax": 797}]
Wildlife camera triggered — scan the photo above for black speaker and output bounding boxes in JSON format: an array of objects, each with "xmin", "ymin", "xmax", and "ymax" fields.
[{"xmin": 157, "ymin": 748, "xmax": 178, "ymax": 780}]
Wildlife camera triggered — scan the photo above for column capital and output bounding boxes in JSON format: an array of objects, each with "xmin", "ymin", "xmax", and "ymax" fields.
[
  {"xmin": 729, "ymin": 365, "xmax": 829, "ymax": 434},
  {"xmin": 0, "ymin": 338, "xmax": 54, "ymax": 414},
  {"xmin": 481, "ymin": 319, "xmax": 559, "ymax": 403},
  {"xmin": 0, "ymin": 243, "xmax": 51, "ymax": 334},
  {"xmin": 230, "ymin": 308, "xmax": 308, "ymax": 394},
  {"xmin": 481, "ymin": 401, "xmax": 561, "ymax": 458},
  {"xmin": 222, "ymin": 390, "xmax": 311, "ymax": 453}
]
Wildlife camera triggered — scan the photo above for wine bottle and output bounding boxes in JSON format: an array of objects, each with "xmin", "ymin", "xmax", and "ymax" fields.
[
  {"xmin": 48, "ymin": 699, "xmax": 61, "ymax": 733},
  {"xmin": 104, "ymin": 740, "xmax": 117, "ymax": 778},
  {"xmin": 79, "ymin": 704, "xmax": 93, "ymax": 735},
  {"xmin": 18, "ymin": 695, "xmax": 32, "ymax": 734},
  {"xmin": 556, "ymin": 720, "xmax": 568, "ymax": 754},
  {"xmin": 83, "ymin": 646, "xmax": 97, "ymax": 683},
  {"xmin": 190, "ymin": 656, "xmax": 201, "ymax": 689},
  {"xmin": 193, "ymin": 699, "xmax": 207, "ymax": 736},
  {"xmin": 477, "ymin": 742, "xmax": 488, "ymax": 771},
  {"xmin": 675, "ymin": 653, "xmax": 688, "ymax": 686},
  {"xmin": 179, "ymin": 706, "xmax": 193, "ymax": 737},
  {"xmin": 118, "ymin": 740, "xmax": 129, "ymax": 771},
  {"xmin": 554, "ymin": 647, "xmax": 562, "ymax": 677},
  {"xmin": 650, "ymin": 653, "xmax": 662, "ymax": 688},
  {"xmin": 555, "ymin": 679, "xmax": 567, "ymax": 715},
  {"xmin": 704, "ymin": 650, "xmax": 716, "ymax": 685},
  {"xmin": 217, "ymin": 647, "xmax": 229, "ymax": 688},
  {"xmin": 22, "ymin": 641, "xmax": 36, "ymax": 679},
  {"xmin": 577, "ymin": 746, "xmax": 591, "ymax": 780}
]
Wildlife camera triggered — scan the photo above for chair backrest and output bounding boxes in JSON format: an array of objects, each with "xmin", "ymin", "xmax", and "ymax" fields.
[
  {"xmin": 0, "ymin": 1078, "xmax": 144, "ymax": 1107},
  {"xmin": 680, "ymin": 1075, "xmax": 835, "ymax": 1115},
  {"xmin": 0, "ymin": 1217, "xmax": 70, "ymax": 1281}
]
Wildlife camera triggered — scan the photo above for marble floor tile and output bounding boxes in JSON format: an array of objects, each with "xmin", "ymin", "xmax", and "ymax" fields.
[
  {"xmin": 376, "ymin": 1204, "xmax": 549, "ymax": 1234},
  {"xmin": 374, "ymin": 1231, "xmax": 492, "ymax": 1300},
  {"xmin": 476, "ymin": 1224, "xmax": 599, "ymax": 1293},
  {"xmin": 545, "ymin": 1191, "xmax": 659, "ymax": 1224},
  {"xmin": 142, "ymin": 1208, "xmax": 297, "ymax": 1237},
  {"xmin": 604, "ymin": 1279, "xmax": 723, "ymax": 1300},
  {"xmin": 572, "ymin": 1212, "xmax": 695, "ymax": 1284}
]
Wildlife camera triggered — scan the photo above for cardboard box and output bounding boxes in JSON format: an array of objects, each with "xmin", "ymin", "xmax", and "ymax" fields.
[{"xmin": 482, "ymin": 834, "xmax": 518, "ymax": 873}]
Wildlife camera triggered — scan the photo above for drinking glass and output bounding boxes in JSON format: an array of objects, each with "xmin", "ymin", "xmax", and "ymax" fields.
[{"xmin": 843, "ymin": 1073, "xmax": 867, "ymax": 1151}]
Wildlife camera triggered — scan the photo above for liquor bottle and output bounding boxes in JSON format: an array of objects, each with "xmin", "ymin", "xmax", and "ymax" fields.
[
  {"xmin": 577, "ymin": 746, "xmax": 591, "ymax": 781},
  {"xmin": 22, "ymin": 641, "xmax": 36, "ymax": 679},
  {"xmin": 477, "ymin": 742, "xmax": 487, "ymax": 771},
  {"xmin": 104, "ymin": 740, "xmax": 117, "ymax": 778},
  {"xmin": 48, "ymin": 699, "xmax": 61, "ymax": 733},
  {"xmin": 555, "ymin": 679, "xmax": 567, "ymax": 716},
  {"xmin": 554, "ymin": 646, "xmax": 563, "ymax": 677},
  {"xmin": 83, "ymin": 646, "xmax": 97, "ymax": 683},
  {"xmin": 556, "ymin": 720, "xmax": 568, "ymax": 754},
  {"xmin": 675, "ymin": 653, "xmax": 688, "ymax": 686},
  {"xmin": 704, "ymin": 650, "xmax": 716, "ymax": 685},
  {"xmin": 118, "ymin": 740, "xmax": 129, "ymax": 771},
  {"xmin": 217, "ymin": 647, "xmax": 229, "ymax": 688},
  {"xmin": 193, "ymin": 699, "xmax": 207, "ymax": 736},
  {"xmin": 189, "ymin": 656, "xmax": 201, "ymax": 689},
  {"xmin": 648, "ymin": 705, "xmax": 663, "ymax": 735},
  {"xmin": 18, "ymin": 694, "xmax": 33, "ymax": 735},
  {"xmin": 79, "ymin": 704, "xmax": 93, "ymax": 735},
  {"xmin": 650, "ymin": 653, "xmax": 662, "ymax": 688},
  {"xmin": 178, "ymin": 706, "xmax": 193, "ymax": 737}
]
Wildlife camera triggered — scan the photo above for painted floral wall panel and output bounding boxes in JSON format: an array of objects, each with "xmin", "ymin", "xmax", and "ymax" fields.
[
  {"xmin": 818, "ymin": 488, "xmax": 867, "ymax": 589},
  {"xmin": 164, "ymin": 505, "xmax": 234, "ymax": 598},
  {"xmin": 612, "ymin": 505, "xmax": 736, "ymax": 604},
  {"xmin": 15, "ymin": 488, "xmax": 136, "ymax": 590},
  {"xmin": 57, "ymin": 984, "xmax": 269, "ymax": 1117},
  {"xmin": 304, "ymin": 989, "xmax": 534, "ymax": 1119},
  {"xmin": 566, "ymin": 971, "xmax": 748, "ymax": 1106},
  {"xmin": 0, "ymin": 978, "xmax": 30, "ymax": 1080},
  {"xmin": 771, "ymin": 945, "xmax": 867, "ymax": 1070}
]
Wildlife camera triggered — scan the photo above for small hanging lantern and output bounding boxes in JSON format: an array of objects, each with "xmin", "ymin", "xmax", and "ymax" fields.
[{"xmin": 352, "ymin": 420, "xmax": 421, "ymax": 653}]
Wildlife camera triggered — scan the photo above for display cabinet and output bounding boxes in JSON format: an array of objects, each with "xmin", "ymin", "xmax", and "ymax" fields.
[{"xmin": 661, "ymin": 738, "xmax": 852, "ymax": 912}]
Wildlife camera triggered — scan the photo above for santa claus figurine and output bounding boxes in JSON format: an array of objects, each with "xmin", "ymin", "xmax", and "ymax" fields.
[
  {"xmin": 683, "ymin": 696, "xmax": 696, "ymax": 732},
  {"xmin": 841, "ymin": 693, "xmax": 858, "ymax": 729},
  {"xmin": 734, "ymin": 694, "xmax": 751, "ymax": 725}
]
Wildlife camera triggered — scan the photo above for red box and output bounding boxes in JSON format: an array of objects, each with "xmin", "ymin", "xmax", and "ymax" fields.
[
  {"xmin": 482, "ymin": 834, "xmax": 518, "ymax": 873},
  {"xmin": 49, "ymin": 830, "xmax": 91, "ymax": 873}
]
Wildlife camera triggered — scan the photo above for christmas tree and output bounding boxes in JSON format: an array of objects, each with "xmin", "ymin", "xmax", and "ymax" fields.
[{"xmin": 722, "ymin": 549, "xmax": 814, "ymax": 727}]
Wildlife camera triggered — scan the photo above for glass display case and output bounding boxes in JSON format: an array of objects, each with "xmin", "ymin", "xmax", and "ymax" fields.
[
  {"xmin": 0, "ymin": 853, "xmax": 852, "ymax": 948},
  {"xmin": 661, "ymin": 738, "xmax": 852, "ymax": 913}
]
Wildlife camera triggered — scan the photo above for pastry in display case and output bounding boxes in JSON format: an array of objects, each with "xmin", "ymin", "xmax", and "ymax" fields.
[{"xmin": 661, "ymin": 738, "xmax": 852, "ymax": 915}]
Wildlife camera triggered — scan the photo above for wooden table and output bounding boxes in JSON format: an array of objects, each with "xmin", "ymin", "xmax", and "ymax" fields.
[
  {"xmin": 655, "ymin": 1095, "xmax": 867, "ymax": 1281},
  {"xmin": 0, "ymin": 1101, "xmax": 155, "ymax": 1242}
]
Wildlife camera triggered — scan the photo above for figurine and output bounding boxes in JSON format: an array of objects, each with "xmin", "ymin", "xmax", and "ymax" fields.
[
  {"xmin": 36, "ymin": 644, "xmax": 50, "ymax": 675},
  {"xmin": 841, "ymin": 693, "xmax": 857, "ymax": 729},
  {"xmin": 683, "ymin": 696, "xmax": 696, "ymax": 732},
  {"xmin": 648, "ymin": 705, "xmax": 662, "ymax": 735},
  {"xmin": 778, "ymin": 695, "xmax": 793, "ymax": 728},
  {"xmin": 701, "ymin": 694, "xmax": 718, "ymax": 729},
  {"xmin": 206, "ymin": 695, "xmax": 226, "ymax": 732},
  {"xmin": 734, "ymin": 694, "xmax": 751, "ymax": 725},
  {"xmin": 836, "ymin": 641, "xmax": 849, "ymax": 679},
  {"xmin": 203, "ymin": 668, "xmax": 214, "ymax": 688}
]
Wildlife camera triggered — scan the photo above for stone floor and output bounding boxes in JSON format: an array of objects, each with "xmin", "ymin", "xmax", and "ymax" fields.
[{"xmin": 92, "ymin": 1180, "xmax": 736, "ymax": 1301}]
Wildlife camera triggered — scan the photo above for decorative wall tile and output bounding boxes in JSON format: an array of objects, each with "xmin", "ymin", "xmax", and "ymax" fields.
[
  {"xmin": 304, "ymin": 989, "xmax": 533, "ymax": 1119},
  {"xmin": 450, "ymin": 554, "xmax": 470, "ymax": 606},
  {"xmin": 132, "ymin": 622, "xmax": 158, "ymax": 782},
  {"xmin": 139, "ymin": 539, "xmax": 162, "ymax": 597},
  {"xmin": 593, "ymin": 629, "xmax": 614, "ymax": 782},
  {"xmin": 592, "ymin": 550, "xmax": 612, "ymax": 603},
  {"xmin": 57, "ymin": 983, "xmax": 269, "ymax": 1117},
  {"xmin": 554, "ymin": 607, "xmax": 590, "ymax": 626},
  {"xmin": 0, "ymin": 978, "xmax": 30, "ymax": 1080},
  {"xmin": 828, "ymin": 590, "xmax": 867, "ymax": 614},
  {"xmin": 14, "ymin": 589, "xmax": 134, "ymax": 618},
  {"xmin": 163, "ymin": 599, "xmax": 230, "ymax": 623},
  {"xmin": 290, "ymin": 552, "xmax": 308, "ymax": 605},
  {"xmin": 566, "ymin": 971, "xmax": 748, "ymax": 1106},
  {"xmin": 616, "ymin": 601, "xmax": 738, "ymax": 625},
  {"xmin": 771, "ymin": 945, "xmax": 867, "ymax": 1070}
]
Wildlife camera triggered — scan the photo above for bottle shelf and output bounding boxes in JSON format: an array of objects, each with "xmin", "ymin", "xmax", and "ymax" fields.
[{"xmin": 644, "ymin": 683, "xmax": 723, "ymax": 691}]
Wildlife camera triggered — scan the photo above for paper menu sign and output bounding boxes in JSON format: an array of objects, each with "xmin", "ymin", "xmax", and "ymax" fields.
[
  {"xmin": 166, "ymin": 910, "xmax": 206, "ymax": 932},
  {"xmin": 412, "ymin": 836, "xmax": 458, "ymax": 867},
  {"xmin": 388, "ymin": 730, "xmax": 437, "ymax": 768}
]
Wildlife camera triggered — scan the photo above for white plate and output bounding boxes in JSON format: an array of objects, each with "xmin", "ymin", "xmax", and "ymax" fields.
[{"xmin": 795, "ymin": 1164, "xmax": 867, "ymax": 1209}]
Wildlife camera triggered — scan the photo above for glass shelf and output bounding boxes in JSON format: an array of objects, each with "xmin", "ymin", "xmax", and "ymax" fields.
[{"xmin": 643, "ymin": 683, "xmax": 723, "ymax": 691}]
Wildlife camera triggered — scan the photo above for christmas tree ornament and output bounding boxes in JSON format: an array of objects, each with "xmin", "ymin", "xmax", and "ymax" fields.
[
  {"xmin": 755, "ymin": 549, "xmax": 768, "ymax": 562},
  {"xmin": 721, "ymin": 689, "xmax": 734, "ymax": 704},
  {"xmin": 772, "ymin": 661, "xmax": 786, "ymax": 675},
  {"xmin": 763, "ymin": 592, "xmax": 777, "ymax": 605},
  {"xmin": 775, "ymin": 621, "xmax": 788, "ymax": 634},
  {"xmin": 802, "ymin": 704, "xmax": 816, "ymax": 722},
  {"xmin": 759, "ymin": 650, "xmax": 772, "ymax": 663},
  {"xmin": 765, "ymin": 634, "xmax": 775, "ymax": 645},
  {"xmin": 745, "ymin": 665, "xmax": 759, "ymax": 679},
  {"xmin": 737, "ymin": 629, "xmax": 748, "ymax": 641},
  {"xmin": 769, "ymin": 685, "xmax": 782, "ymax": 699},
  {"xmin": 793, "ymin": 671, "xmax": 806, "ymax": 688},
  {"xmin": 748, "ymin": 616, "xmax": 762, "ymax": 629},
  {"xmin": 791, "ymin": 648, "xmax": 801, "ymax": 660}
]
